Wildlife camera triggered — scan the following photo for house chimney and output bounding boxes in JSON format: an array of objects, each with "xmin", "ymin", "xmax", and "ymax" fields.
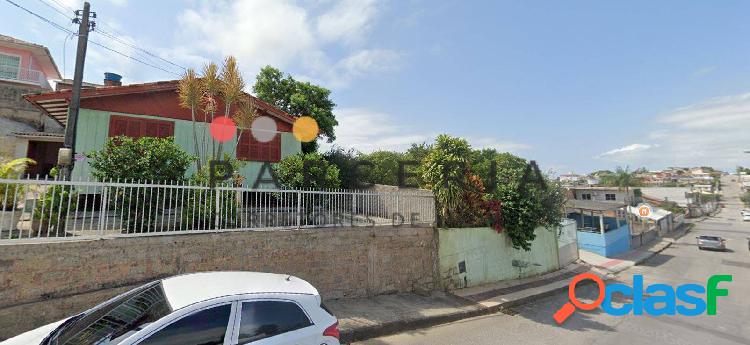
[{"xmin": 103, "ymin": 72, "xmax": 122, "ymax": 86}]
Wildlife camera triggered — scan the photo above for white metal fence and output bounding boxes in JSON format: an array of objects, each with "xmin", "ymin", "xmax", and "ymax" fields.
[{"xmin": 0, "ymin": 178, "xmax": 435, "ymax": 242}]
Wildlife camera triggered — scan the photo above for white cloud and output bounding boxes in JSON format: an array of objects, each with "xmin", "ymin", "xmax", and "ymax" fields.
[
  {"xmin": 320, "ymin": 107, "xmax": 430, "ymax": 153},
  {"xmin": 320, "ymin": 107, "xmax": 531, "ymax": 154},
  {"xmin": 692, "ymin": 66, "xmax": 717, "ymax": 78},
  {"xmin": 176, "ymin": 0, "xmax": 315, "ymax": 74},
  {"xmin": 175, "ymin": 0, "xmax": 399, "ymax": 89},
  {"xmin": 600, "ymin": 92, "xmax": 750, "ymax": 169},
  {"xmin": 316, "ymin": 0, "xmax": 380, "ymax": 45},
  {"xmin": 467, "ymin": 137, "xmax": 532, "ymax": 153},
  {"xmin": 597, "ymin": 143, "xmax": 657, "ymax": 158}
]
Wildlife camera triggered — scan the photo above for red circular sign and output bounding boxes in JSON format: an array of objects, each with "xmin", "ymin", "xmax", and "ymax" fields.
[{"xmin": 210, "ymin": 116, "xmax": 236, "ymax": 143}]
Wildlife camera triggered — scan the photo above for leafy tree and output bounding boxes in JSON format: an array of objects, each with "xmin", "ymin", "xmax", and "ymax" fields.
[
  {"xmin": 358, "ymin": 151, "xmax": 405, "ymax": 186},
  {"xmin": 470, "ymin": 148, "xmax": 502, "ymax": 192},
  {"xmin": 323, "ymin": 146, "xmax": 361, "ymax": 189},
  {"xmin": 274, "ymin": 153, "xmax": 340, "ymax": 189},
  {"xmin": 253, "ymin": 66, "xmax": 338, "ymax": 153},
  {"xmin": 422, "ymin": 135, "xmax": 475, "ymax": 226},
  {"xmin": 485, "ymin": 153, "xmax": 566, "ymax": 250},
  {"xmin": 404, "ymin": 142, "xmax": 432, "ymax": 187}
]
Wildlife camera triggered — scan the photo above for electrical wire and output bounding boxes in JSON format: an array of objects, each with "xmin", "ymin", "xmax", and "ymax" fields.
[
  {"xmin": 88, "ymin": 39, "xmax": 182, "ymax": 77},
  {"xmin": 3, "ymin": 0, "xmax": 183, "ymax": 77},
  {"xmin": 36, "ymin": 0, "xmax": 73, "ymax": 22},
  {"xmin": 94, "ymin": 29, "xmax": 186, "ymax": 71}
]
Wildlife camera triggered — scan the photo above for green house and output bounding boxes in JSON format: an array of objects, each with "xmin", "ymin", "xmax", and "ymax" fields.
[{"xmin": 25, "ymin": 79, "xmax": 301, "ymax": 183}]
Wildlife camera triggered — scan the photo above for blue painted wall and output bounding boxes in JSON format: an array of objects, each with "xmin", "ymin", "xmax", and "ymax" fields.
[{"xmin": 576, "ymin": 223, "xmax": 630, "ymax": 258}]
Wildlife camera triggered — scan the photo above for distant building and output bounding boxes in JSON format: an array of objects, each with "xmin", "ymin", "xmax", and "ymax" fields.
[
  {"xmin": 566, "ymin": 186, "xmax": 641, "ymax": 206},
  {"xmin": 0, "ymin": 34, "xmax": 63, "ymax": 176}
]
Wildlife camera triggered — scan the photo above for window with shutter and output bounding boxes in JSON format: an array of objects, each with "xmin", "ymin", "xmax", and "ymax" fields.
[
  {"xmin": 236, "ymin": 130, "xmax": 281, "ymax": 162},
  {"xmin": 108, "ymin": 115, "xmax": 174, "ymax": 140}
]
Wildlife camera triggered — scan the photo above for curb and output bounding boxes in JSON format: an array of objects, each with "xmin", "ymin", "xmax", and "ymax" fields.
[{"xmin": 340, "ymin": 277, "xmax": 601, "ymax": 344}]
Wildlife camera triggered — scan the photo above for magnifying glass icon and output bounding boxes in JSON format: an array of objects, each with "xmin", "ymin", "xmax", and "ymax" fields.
[{"xmin": 553, "ymin": 273, "xmax": 606, "ymax": 324}]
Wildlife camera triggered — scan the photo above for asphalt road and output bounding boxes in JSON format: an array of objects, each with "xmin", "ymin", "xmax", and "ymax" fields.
[{"xmin": 355, "ymin": 176, "xmax": 750, "ymax": 345}]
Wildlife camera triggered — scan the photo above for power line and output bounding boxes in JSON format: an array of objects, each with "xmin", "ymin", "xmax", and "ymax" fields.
[
  {"xmin": 4, "ymin": 0, "xmax": 75, "ymax": 34},
  {"xmin": 3, "ymin": 0, "xmax": 183, "ymax": 77},
  {"xmin": 48, "ymin": 0, "xmax": 74, "ymax": 13},
  {"xmin": 36, "ymin": 0, "xmax": 74, "ymax": 22},
  {"xmin": 88, "ymin": 39, "xmax": 182, "ymax": 77},
  {"xmin": 94, "ymin": 29, "xmax": 186, "ymax": 71}
]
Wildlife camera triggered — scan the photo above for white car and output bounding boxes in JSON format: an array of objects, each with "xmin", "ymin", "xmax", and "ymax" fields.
[
  {"xmin": 742, "ymin": 210, "xmax": 750, "ymax": 221},
  {"xmin": 3, "ymin": 272, "xmax": 340, "ymax": 345}
]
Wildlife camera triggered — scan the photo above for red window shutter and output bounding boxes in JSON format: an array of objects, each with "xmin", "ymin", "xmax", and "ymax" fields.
[
  {"xmin": 270, "ymin": 135, "xmax": 281, "ymax": 162},
  {"xmin": 144, "ymin": 120, "xmax": 158, "ymax": 138},
  {"xmin": 156, "ymin": 122, "xmax": 173, "ymax": 138},
  {"xmin": 125, "ymin": 118, "xmax": 141, "ymax": 138},
  {"xmin": 236, "ymin": 130, "xmax": 250, "ymax": 160},
  {"xmin": 108, "ymin": 115, "xmax": 174, "ymax": 140},
  {"xmin": 108, "ymin": 116, "xmax": 127, "ymax": 137}
]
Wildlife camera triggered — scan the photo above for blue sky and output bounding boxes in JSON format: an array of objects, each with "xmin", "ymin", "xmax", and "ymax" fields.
[{"xmin": 3, "ymin": 0, "xmax": 750, "ymax": 174}]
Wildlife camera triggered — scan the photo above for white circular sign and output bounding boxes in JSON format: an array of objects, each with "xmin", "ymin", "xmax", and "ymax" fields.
[{"xmin": 250, "ymin": 116, "xmax": 278, "ymax": 143}]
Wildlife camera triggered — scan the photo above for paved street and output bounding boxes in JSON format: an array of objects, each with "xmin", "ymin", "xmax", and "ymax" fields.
[{"xmin": 356, "ymin": 176, "xmax": 750, "ymax": 345}]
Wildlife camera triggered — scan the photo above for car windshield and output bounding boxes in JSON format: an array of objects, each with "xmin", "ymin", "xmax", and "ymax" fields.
[
  {"xmin": 699, "ymin": 236, "xmax": 721, "ymax": 241},
  {"xmin": 47, "ymin": 281, "xmax": 173, "ymax": 345}
]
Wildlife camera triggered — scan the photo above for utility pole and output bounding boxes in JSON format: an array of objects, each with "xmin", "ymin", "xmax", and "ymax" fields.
[{"xmin": 60, "ymin": 2, "xmax": 95, "ymax": 180}]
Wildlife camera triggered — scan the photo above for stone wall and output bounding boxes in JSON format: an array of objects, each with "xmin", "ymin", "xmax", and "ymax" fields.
[{"xmin": 0, "ymin": 226, "xmax": 437, "ymax": 339}]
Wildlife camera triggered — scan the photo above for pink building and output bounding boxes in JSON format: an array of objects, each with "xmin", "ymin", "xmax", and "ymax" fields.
[{"xmin": 0, "ymin": 34, "xmax": 63, "ymax": 176}]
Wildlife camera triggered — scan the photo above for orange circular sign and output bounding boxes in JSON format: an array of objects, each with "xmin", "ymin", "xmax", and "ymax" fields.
[{"xmin": 638, "ymin": 205, "xmax": 651, "ymax": 217}]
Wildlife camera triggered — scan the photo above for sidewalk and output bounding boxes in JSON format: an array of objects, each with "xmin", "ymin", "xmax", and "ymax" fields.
[
  {"xmin": 579, "ymin": 224, "xmax": 692, "ymax": 273},
  {"xmin": 328, "ymin": 262, "xmax": 609, "ymax": 344}
]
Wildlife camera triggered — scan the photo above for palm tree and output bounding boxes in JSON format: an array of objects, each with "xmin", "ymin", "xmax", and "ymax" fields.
[
  {"xmin": 232, "ymin": 95, "xmax": 258, "ymax": 153},
  {"xmin": 217, "ymin": 56, "xmax": 245, "ymax": 159},
  {"xmin": 602, "ymin": 166, "xmax": 642, "ymax": 205},
  {"xmin": 177, "ymin": 68, "xmax": 202, "ymax": 171},
  {"xmin": 201, "ymin": 62, "xmax": 220, "ymax": 160}
]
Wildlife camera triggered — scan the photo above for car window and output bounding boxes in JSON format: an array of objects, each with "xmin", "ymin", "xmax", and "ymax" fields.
[
  {"xmin": 238, "ymin": 301, "xmax": 312, "ymax": 344},
  {"xmin": 700, "ymin": 236, "xmax": 721, "ymax": 241},
  {"xmin": 51, "ymin": 282, "xmax": 173, "ymax": 345},
  {"xmin": 138, "ymin": 304, "xmax": 231, "ymax": 345}
]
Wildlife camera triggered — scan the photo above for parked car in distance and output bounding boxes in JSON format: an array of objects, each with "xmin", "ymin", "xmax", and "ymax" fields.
[
  {"xmin": 742, "ymin": 210, "xmax": 750, "ymax": 221},
  {"xmin": 3, "ymin": 272, "xmax": 340, "ymax": 345},
  {"xmin": 696, "ymin": 235, "xmax": 726, "ymax": 251}
]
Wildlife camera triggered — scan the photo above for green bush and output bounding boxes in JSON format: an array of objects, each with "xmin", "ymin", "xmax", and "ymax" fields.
[
  {"xmin": 422, "ymin": 134, "xmax": 567, "ymax": 250},
  {"xmin": 274, "ymin": 152, "xmax": 340, "ymax": 189},
  {"xmin": 88, "ymin": 136, "xmax": 193, "ymax": 182},
  {"xmin": 740, "ymin": 192, "xmax": 750, "ymax": 207},
  {"xmin": 323, "ymin": 147, "xmax": 361, "ymax": 189},
  {"xmin": 181, "ymin": 156, "xmax": 243, "ymax": 230},
  {"xmin": 33, "ymin": 184, "xmax": 77, "ymax": 236},
  {"xmin": 0, "ymin": 158, "xmax": 35, "ymax": 210},
  {"xmin": 88, "ymin": 136, "xmax": 193, "ymax": 232},
  {"xmin": 422, "ymin": 135, "xmax": 477, "ymax": 226}
]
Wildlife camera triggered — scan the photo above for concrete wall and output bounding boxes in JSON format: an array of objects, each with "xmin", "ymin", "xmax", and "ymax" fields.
[
  {"xmin": 576, "ymin": 223, "xmax": 630, "ymax": 257},
  {"xmin": 0, "ymin": 226, "xmax": 437, "ymax": 339},
  {"xmin": 438, "ymin": 222, "xmax": 569, "ymax": 289},
  {"xmin": 71, "ymin": 109, "xmax": 302, "ymax": 184}
]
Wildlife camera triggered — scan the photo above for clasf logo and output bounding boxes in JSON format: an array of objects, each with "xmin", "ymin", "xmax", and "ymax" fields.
[{"xmin": 553, "ymin": 273, "xmax": 732, "ymax": 324}]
